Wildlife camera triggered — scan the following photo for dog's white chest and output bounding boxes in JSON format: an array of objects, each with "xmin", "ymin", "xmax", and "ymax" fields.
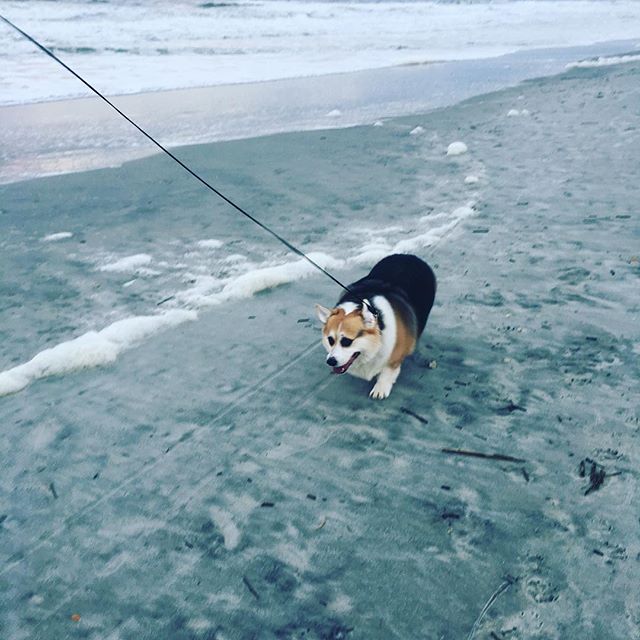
[
  {"xmin": 346, "ymin": 356, "xmax": 383, "ymax": 381},
  {"xmin": 346, "ymin": 295, "xmax": 396, "ymax": 381}
]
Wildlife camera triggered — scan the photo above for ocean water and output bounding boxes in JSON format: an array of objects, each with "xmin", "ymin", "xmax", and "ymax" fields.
[{"xmin": 3, "ymin": 0, "xmax": 640, "ymax": 105}]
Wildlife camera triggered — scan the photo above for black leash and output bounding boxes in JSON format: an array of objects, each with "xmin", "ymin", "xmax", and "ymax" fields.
[{"xmin": 1, "ymin": 14, "xmax": 377, "ymax": 315}]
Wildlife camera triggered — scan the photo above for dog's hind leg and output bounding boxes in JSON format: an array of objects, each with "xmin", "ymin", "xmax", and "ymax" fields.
[{"xmin": 370, "ymin": 365, "xmax": 401, "ymax": 400}]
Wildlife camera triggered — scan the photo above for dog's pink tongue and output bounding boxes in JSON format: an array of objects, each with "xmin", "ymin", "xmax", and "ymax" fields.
[{"xmin": 331, "ymin": 352, "xmax": 359, "ymax": 375}]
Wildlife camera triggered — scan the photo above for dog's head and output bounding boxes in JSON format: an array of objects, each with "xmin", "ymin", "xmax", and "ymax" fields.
[{"xmin": 315, "ymin": 302, "xmax": 381, "ymax": 374}]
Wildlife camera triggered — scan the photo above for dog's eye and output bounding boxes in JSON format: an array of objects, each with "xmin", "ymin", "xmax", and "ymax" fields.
[
  {"xmin": 340, "ymin": 337, "xmax": 353, "ymax": 348},
  {"xmin": 327, "ymin": 336, "xmax": 335, "ymax": 346}
]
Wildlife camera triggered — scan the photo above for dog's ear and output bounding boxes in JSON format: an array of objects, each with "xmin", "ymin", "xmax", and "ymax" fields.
[
  {"xmin": 315, "ymin": 304, "xmax": 332, "ymax": 324},
  {"xmin": 361, "ymin": 300, "xmax": 377, "ymax": 328}
]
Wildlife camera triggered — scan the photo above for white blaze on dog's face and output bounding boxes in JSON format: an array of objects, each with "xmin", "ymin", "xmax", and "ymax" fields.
[{"xmin": 315, "ymin": 303, "xmax": 381, "ymax": 374}]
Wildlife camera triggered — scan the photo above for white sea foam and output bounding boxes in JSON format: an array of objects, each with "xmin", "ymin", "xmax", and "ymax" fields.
[
  {"xmin": 566, "ymin": 53, "xmax": 640, "ymax": 69},
  {"xmin": 181, "ymin": 252, "xmax": 345, "ymax": 307},
  {"xmin": 195, "ymin": 239, "xmax": 224, "ymax": 250},
  {"xmin": 393, "ymin": 205, "xmax": 475, "ymax": 253},
  {"xmin": 0, "ymin": 310, "xmax": 196, "ymax": 396},
  {"xmin": 98, "ymin": 253, "xmax": 153, "ymax": 273},
  {"xmin": 349, "ymin": 243, "xmax": 393, "ymax": 265},
  {"xmin": 209, "ymin": 507, "xmax": 240, "ymax": 551},
  {"xmin": 447, "ymin": 141, "xmax": 468, "ymax": 156},
  {"xmin": 41, "ymin": 232, "xmax": 73, "ymax": 242}
]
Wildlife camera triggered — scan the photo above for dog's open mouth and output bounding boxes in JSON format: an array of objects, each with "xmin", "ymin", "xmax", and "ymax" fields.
[{"xmin": 332, "ymin": 352, "xmax": 360, "ymax": 375}]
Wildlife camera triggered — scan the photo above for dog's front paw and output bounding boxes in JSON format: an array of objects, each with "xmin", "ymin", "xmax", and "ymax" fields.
[{"xmin": 369, "ymin": 380, "xmax": 393, "ymax": 400}]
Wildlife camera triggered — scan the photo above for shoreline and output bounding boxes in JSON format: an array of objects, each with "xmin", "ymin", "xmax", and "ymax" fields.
[{"xmin": 2, "ymin": 39, "xmax": 638, "ymax": 185}]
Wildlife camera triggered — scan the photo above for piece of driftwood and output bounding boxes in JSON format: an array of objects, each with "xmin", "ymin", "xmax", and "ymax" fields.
[
  {"xmin": 467, "ymin": 576, "xmax": 516, "ymax": 640},
  {"xmin": 242, "ymin": 575, "xmax": 260, "ymax": 600},
  {"xmin": 442, "ymin": 448, "xmax": 526, "ymax": 464},
  {"xmin": 400, "ymin": 407, "xmax": 429, "ymax": 425}
]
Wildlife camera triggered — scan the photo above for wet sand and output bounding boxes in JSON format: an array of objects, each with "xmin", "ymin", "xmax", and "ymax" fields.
[{"xmin": 1, "ymin": 39, "xmax": 636, "ymax": 185}]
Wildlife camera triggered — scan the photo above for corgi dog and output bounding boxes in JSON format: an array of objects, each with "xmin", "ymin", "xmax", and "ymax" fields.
[{"xmin": 315, "ymin": 254, "xmax": 436, "ymax": 399}]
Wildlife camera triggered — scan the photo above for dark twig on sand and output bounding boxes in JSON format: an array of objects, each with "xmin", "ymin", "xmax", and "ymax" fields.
[
  {"xmin": 497, "ymin": 401, "xmax": 527, "ymax": 415},
  {"xmin": 49, "ymin": 482, "xmax": 58, "ymax": 499},
  {"xmin": 580, "ymin": 458, "xmax": 608, "ymax": 495},
  {"xmin": 400, "ymin": 407, "xmax": 429, "ymax": 425},
  {"xmin": 467, "ymin": 576, "xmax": 515, "ymax": 640},
  {"xmin": 442, "ymin": 448, "xmax": 526, "ymax": 464},
  {"xmin": 242, "ymin": 575, "xmax": 260, "ymax": 600}
]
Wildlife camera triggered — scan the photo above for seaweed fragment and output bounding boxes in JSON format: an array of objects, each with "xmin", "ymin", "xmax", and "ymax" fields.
[
  {"xmin": 496, "ymin": 401, "xmax": 527, "ymax": 415},
  {"xmin": 442, "ymin": 448, "xmax": 526, "ymax": 463},
  {"xmin": 400, "ymin": 407, "xmax": 429, "ymax": 425},
  {"xmin": 242, "ymin": 575, "xmax": 260, "ymax": 600},
  {"xmin": 579, "ymin": 457, "xmax": 611, "ymax": 495}
]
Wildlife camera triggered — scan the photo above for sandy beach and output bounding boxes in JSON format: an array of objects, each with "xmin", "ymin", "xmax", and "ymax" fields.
[{"xmin": 1, "ymin": 56, "xmax": 639, "ymax": 640}]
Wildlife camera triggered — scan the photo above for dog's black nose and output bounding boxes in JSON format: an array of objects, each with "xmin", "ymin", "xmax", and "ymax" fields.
[{"xmin": 326, "ymin": 356, "xmax": 337, "ymax": 367}]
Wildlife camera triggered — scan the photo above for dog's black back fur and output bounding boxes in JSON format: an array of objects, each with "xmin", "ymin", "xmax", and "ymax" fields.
[{"xmin": 338, "ymin": 254, "xmax": 437, "ymax": 337}]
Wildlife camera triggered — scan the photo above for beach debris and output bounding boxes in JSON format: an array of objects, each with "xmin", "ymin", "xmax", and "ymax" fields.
[
  {"xmin": 326, "ymin": 109, "xmax": 342, "ymax": 118},
  {"xmin": 442, "ymin": 448, "xmax": 526, "ymax": 464},
  {"xmin": 447, "ymin": 141, "xmax": 468, "ymax": 156},
  {"xmin": 466, "ymin": 576, "xmax": 516, "ymax": 640},
  {"xmin": 579, "ymin": 458, "xmax": 608, "ymax": 495},
  {"xmin": 156, "ymin": 295, "xmax": 175, "ymax": 306},
  {"xmin": 400, "ymin": 407, "xmax": 429, "ymax": 425},
  {"xmin": 48, "ymin": 482, "xmax": 58, "ymax": 499},
  {"xmin": 314, "ymin": 516, "xmax": 327, "ymax": 531},
  {"xmin": 427, "ymin": 359, "xmax": 437, "ymax": 369},
  {"xmin": 260, "ymin": 501, "xmax": 275, "ymax": 508},
  {"xmin": 242, "ymin": 576, "xmax": 260, "ymax": 600},
  {"xmin": 71, "ymin": 613, "xmax": 81, "ymax": 622},
  {"xmin": 496, "ymin": 401, "xmax": 527, "ymax": 415},
  {"xmin": 410, "ymin": 126, "xmax": 425, "ymax": 135}
]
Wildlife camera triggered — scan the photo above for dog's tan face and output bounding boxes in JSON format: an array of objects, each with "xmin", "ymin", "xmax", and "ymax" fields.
[{"xmin": 315, "ymin": 304, "xmax": 381, "ymax": 374}]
